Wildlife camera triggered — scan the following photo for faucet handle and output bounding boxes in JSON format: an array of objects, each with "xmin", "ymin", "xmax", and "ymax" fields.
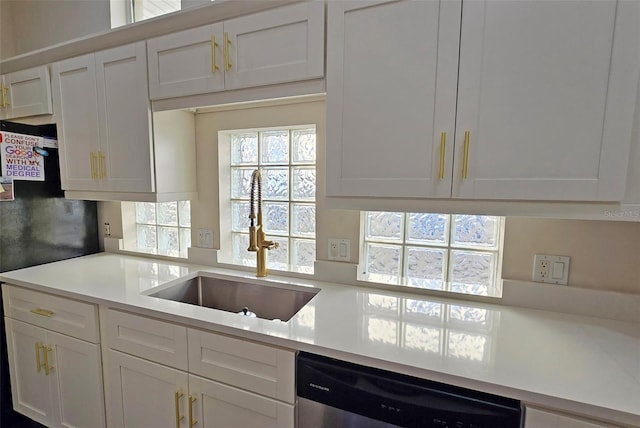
[{"xmin": 262, "ymin": 240, "xmax": 279, "ymax": 250}]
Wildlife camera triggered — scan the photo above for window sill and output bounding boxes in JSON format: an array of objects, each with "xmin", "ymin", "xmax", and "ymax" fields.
[{"xmin": 358, "ymin": 272, "xmax": 502, "ymax": 299}]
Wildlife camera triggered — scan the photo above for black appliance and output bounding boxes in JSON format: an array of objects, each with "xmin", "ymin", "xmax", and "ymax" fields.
[
  {"xmin": 297, "ymin": 352, "xmax": 523, "ymax": 428},
  {"xmin": 0, "ymin": 120, "xmax": 100, "ymax": 428}
]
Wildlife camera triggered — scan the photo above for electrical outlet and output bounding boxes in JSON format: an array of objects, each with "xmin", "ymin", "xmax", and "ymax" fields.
[
  {"xmin": 328, "ymin": 239, "xmax": 350, "ymax": 261},
  {"xmin": 197, "ymin": 229, "xmax": 214, "ymax": 249},
  {"xmin": 533, "ymin": 254, "xmax": 570, "ymax": 285},
  {"xmin": 104, "ymin": 222, "xmax": 111, "ymax": 236}
]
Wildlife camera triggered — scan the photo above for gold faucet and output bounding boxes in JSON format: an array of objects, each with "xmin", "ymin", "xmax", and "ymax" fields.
[{"xmin": 247, "ymin": 169, "xmax": 278, "ymax": 277}]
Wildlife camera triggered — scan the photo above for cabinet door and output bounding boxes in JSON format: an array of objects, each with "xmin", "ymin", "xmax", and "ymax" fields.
[
  {"xmin": 189, "ymin": 375, "xmax": 294, "ymax": 428},
  {"xmin": 46, "ymin": 330, "xmax": 105, "ymax": 428},
  {"xmin": 52, "ymin": 54, "xmax": 102, "ymax": 191},
  {"xmin": 0, "ymin": 66, "xmax": 53, "ymax": 119},
  {"xmin": 106, "ymin": 350, "xmax": 189, "ymax": 428},
  {"xmin": 223, "ymin": 1, "xmax": 324, "ymax": 90},
  {"xmin": 325, "ymin": 0, "xmax": 460, "ymax": 198},
  {"xmin": 454, "ymin": 0, "xmax": 639, "ymax": 201},
  {"xmin": 147, "ymin": 24, "xmax": 225, "ymax": 100},
  {"xmin": 525, "ymin": 407, "xmax": 615, "ymax": 428},
  {"xmin": 95, "ymin": 41, "xmax": 154, "ymax": 193},
  {"xmin": 4, "ymin": 318, "xmax": 53, "ymax": 427}
]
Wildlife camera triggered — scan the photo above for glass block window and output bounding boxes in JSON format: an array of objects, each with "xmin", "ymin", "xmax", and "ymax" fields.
[
  {"xmin": 229, "ymin": 127, "xmax": 316, "ymax": 273},
  {"xmin": 362, "ymin": 213, "xmax": 503, "ymax": 297},
  {"xmin": 135, "ymin": 201, "xmax": 191, "ymax": 258}
]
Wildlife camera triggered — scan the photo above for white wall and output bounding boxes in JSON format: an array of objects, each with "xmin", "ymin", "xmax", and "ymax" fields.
[
  {"xmin": 1, "ymin": 0, "xmax": 111, "ymax": 60},
  {"xmin": 0, "ymin": 1, "xmax": 15, "ymax": 59}
]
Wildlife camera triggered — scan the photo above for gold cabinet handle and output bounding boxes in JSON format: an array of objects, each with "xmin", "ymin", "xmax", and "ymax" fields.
[
  {"xmin": 43, "ymin": 345, "xmax": 54, "ymax": 375},
  {"xmin": 90, "ymin": 152, "xmax": 96, "ymax": 179},
  {"xmin": 462, "ymin": 131, "xmax": 470, "ymax": 179},
  {"xmin": 175, "ymin": 391, "xmax": 184, "ymax": 428},
  {"xmin": 188, "ymin": 395, "xmax": 198, "ymax": 427},
  {"xmin": 35, "ymin": 343, "xmax": 44, "ymax": 373},
  {"xmin": 1, "ymin": 84, "xmax": 9, "ymax": 108},
  {"xmin": 99, "ymin": 151, "xmax": 106, "ymax": 179},
  {"xmin": 211, "ymin": 35, "xmax": 219, "ymax": 73},
  {"xmin": 438, "ymin": 132, "xmax": 446, "ymax": 180},
  {"xmin": 224, "ymin": 32, "xmax": 231, "ymax": 71},
  {"xmin": 0, "ymin": 83, "xmax": 5, "ymax": 109},
  {"xmin": 30, "ymin": 308, "xmax": 55, "ymax": 317}
]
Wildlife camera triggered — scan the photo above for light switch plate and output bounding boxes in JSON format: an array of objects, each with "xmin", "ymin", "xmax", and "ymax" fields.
[
  {"xmin": 533, "ymin": 254, "xmax": 570, "ymax": 285},
  {"xmin": 328, "ymin": 239, "xmax": 350, "ymax": 261},
  {"xmin": 197, "ymin": 229, "xmax": 214, "ymax": 249}
]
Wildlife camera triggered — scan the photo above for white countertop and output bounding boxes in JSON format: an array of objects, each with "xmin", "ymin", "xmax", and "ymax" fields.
[{"xmin": 1, "ymin": 253, "xmax": 639, "ymax": 426}]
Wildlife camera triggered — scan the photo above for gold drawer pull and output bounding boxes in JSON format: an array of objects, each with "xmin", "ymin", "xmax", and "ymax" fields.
[
  {"xmin": 224, "ymin": 32, "xmax": 232, "ymax": 71},
  {"xmin": 211, "ymin": 35, "xmax": 219, "ymax": 73},
  {"xmin": 189, "ymin": 395, "xmax": 198, "ymax": 427},
  {"xmin": 99, "ymin": 151, "xmax": 106, "ymax": 179},
  {"xmin": 175, "ymin": 391, "xmax": 184, "ymax": 428},
  {"xmin": 30, "ymin": 308, "xmax": 55, "ymax": 317},
  {"xmin": 439, "ymin": 131, "xmax": 446, "ymax": 180},
  {"xmin": 1, "ymin": 84, "xmax": 9, "ymax": 108},
  {"xmin": 35, "ymin": 343, "xmax": 44, "ymax": 372},
  {"xmin": 462, "ymin": 130, "xmax": 470, "ymax": 180},
  {"xmin": 90, "ymin": 152, "xmax": 96, "ymax": 179},
  {"xmin": 43, "ymin": 345, "xmax": 54, "ymax": 375}
]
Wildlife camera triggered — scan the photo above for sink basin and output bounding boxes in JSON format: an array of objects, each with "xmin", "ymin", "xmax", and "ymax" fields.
[{"xmin": 149, "ymin": 276, "xmax": 319, "ymax": 322}]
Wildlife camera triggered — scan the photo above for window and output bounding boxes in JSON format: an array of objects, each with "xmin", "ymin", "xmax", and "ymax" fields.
[
  {"xmin": 132, "ymin": 0, "xmax": 181, "ymax": 23},
  {"xmin": 226, "ymin": 126, "xmax": 316, "ymax": 273},
  {"xmin": 362, "ymin": 212, "xmax": 503, "ymax": 297},
  {"xmin": 111, "ymin": 0, "xmax": 181, "ymax": 28},
  {"xmin": 135, "ymin": 201, "xmax": 191, "ymax": 258}
]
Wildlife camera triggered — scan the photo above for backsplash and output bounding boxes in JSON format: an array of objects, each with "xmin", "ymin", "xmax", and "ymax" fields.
[{"xmin": 503, "ymin": 217, "xmax": 640, "ymax": 294}]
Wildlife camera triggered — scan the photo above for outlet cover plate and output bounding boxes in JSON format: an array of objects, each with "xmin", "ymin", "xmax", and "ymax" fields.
[
  {"xmin": 197, "ymin": 229, "xmax": 214, "ymax": 249},
  {"xmin": 328, "ymin": 239, "xmax": 350, "ymax": 261},
  {"xmin": 533, "ymin": 254, "xmax": 570, "ymax": 285}
]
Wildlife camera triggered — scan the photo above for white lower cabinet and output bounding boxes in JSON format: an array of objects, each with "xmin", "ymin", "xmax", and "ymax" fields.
[
  {"xmin": 2, "ymin": 284, "xmax": 105, "ymax": 428},
  {"xmin": 106, "ymin": 350, "xmax": 189, "ymax": 428},
  {"xmin": 525, "ymin": 407, "xmax": 619, "ymax": 428},
  {"xmin": 5, "ymin": 319, "xmax": 105, "ymax": 428},
  {"xmin": 104, "ymin": 309, "xmax": 295, "ymax": 428},
  {"xmin": 190, "ymin": 374, "xmax": 293, "ymax": 428}
]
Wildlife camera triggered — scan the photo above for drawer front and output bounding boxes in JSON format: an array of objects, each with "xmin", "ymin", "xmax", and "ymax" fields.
[
  {"xmin": 2, "ymin": 284, "xmax": 99, "ymax": 342},
  {"xmin": 188, "ymin": 328, "xmax": 295, "ymax": 404},
  {"xmin": 104, "ymin": 309, "xmax": 188, "ymax": 370}
]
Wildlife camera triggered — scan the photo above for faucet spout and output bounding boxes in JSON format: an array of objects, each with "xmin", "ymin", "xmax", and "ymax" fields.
[{"xmin": 247, "ymin": 169, "xmax": 278, "ymax": 277}]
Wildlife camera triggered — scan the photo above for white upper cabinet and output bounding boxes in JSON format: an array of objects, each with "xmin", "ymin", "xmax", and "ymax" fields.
[
  {"xmin": 326, "ymin": 0, "xmax": 460, "ymax": 198},
  {"xmin": 51, "ymin": 54, "xmax": 102, "ymax": 192},
  {"xmin": 454, "ymin": 0, "xmax": 638, "ymax": 201},
  {"xmin": 147, "ymin": 1, "xmax": 325, "ymax": 100},
  {"xmin": 326, "ymin": 0, "xmax": 640, "ymax": 202},
  {"xmin": 53, "ymin": 42, "xmax": 197, "ymax": 202},
  {"xmin": 0, "ymin": 65, "xmax": 53, "ymax": 120},
  {"xmin": 147, "ymin": 23, "xmax": 225, "ymax": 100},
  {"xmin": 53, "ymin": 43, "xmax": 151, "ymax": 194},
  {"xmin": 222, "ymin": 1, "xmax": 324, "ymax": 91},
  {"xmin": 94, "ymin": 42, "xmax": 154, "ymax": 193}
]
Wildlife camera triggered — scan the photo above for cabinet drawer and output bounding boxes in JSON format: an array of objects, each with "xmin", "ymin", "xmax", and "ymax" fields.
[
  {"xmin": 188, "ymin": 328, "xmax": 294, "ymax": 404},
  {"xmin": 104, "ymin": 309, "xmax": 188, "ymax": 370},
  {"xmin": 2, "ymin": 284, "xmax": 99, "ymax": 343}
]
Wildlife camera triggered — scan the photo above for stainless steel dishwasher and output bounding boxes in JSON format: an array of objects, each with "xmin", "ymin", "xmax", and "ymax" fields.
[{"xmin": 297, "ymin": 352, "xmax": 523, "ymax": 428}]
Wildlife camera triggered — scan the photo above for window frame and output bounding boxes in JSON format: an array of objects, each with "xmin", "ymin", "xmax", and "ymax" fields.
[{"xmin": 360, "ymin": 212, "xmax": 505, "ymax": 297}]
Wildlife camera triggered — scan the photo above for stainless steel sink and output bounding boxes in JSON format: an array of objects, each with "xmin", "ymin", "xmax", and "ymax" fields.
[{"xmin": 149, "ymin": 276, "xmax": 319, "ymax": 322}]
